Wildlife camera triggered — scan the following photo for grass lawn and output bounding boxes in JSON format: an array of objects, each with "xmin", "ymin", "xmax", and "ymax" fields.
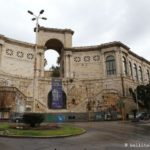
[{"xmin": 0, "ymin": 122, "xmax": 85, "ymax": 137}]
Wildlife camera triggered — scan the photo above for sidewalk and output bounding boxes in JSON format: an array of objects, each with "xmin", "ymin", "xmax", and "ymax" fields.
[
  {"xmin": 138, "ymin": 120, "xmax": 150, "ymax": 126},
  {"xmin": 118, "ymin": 120, "xmax": 150, "ymax": 126}
]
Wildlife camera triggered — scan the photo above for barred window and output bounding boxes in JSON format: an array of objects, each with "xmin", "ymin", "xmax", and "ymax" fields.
[{"xmin": 106, "ymin": 55, "xmax": 116, "ymax": 75}]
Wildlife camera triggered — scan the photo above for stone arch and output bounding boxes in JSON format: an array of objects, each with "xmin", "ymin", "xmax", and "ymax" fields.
[
  {"xmin": 37, "ymin": 27, "xmax": 74, "ymax": 78},
  {"xmin": 44, "ymin": 39, "xmax": 64, "ymax": 76},
  {"xmin": 38, "ymin": 27, "xmax": 74, "ymax": 48},
  {"xmin": 45, "ymin": 38, "xmax": 64, "ymax": 55}
]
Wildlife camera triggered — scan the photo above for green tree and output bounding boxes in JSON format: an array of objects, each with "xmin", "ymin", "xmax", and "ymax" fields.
[
  {"xmin": 23, "ymin": 113, "xmax": 45, "ymax": 127},
  {"xmin": 130, "ymin": 84, "xmax": 150, "ymax": 111},
  {"xmin": 136, "ymin": 84, "xmax": 150, "ymax": 111},
  {"xmin": 51, "ymin": 65, "xmax": 60, "ymax": 77}
]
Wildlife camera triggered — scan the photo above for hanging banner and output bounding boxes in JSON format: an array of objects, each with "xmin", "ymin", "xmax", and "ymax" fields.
[{"xmin": 51, "ymin": 78, "xmax": 63, "ymax": 109}]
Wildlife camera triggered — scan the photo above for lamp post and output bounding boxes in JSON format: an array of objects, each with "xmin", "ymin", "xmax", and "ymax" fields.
[{"xmin": 27, "ymin": 10, "xmax": 47, "ymax": 112}]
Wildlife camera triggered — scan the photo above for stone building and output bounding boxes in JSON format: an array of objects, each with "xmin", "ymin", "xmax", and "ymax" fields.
[{"xmin": 0, "ymin": 27, "xmax": 150, "ymax": 118}]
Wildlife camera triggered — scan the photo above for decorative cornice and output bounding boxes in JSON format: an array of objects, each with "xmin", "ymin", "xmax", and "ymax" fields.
[
  {"xmin": 128, "ymin": 50, "xmax": 150, "ymax": 64},
  {"xmin": 65, "ymin": 41, "xmax": 150, "ymax": 64},
  {"xmin": 65, "ymin": 41, "xmax": 129, "ymax": 51},
  {"xmin": 0, "ymin": 35, "xmax": 45, "ymax": 49},
  {"xmin": 5, "ymin": 37, "xmax": 35, "ymax": 48},
  {"xmin": 0, "ymin": 34, "xmax": 34, "ymax": 48},
  {"xmin": 39, "ymin": 26, "xmax": 74, "ymax": 35}
]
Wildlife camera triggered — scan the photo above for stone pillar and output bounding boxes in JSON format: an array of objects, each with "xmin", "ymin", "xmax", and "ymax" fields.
[
  {"xmin": 69, "ymin": 53, "xmax": 73, "ymax": 78},
  {"xmin": 64, "ymin": 51, "xmax": 72, "ymax": 78},
  {"xmin": 65, "ymin": 53, "xmax": 69, "ymax": 78},
  {"xmin": 126, "ymin": 54, "xmax": 129, "ymax": 76},
  {"xmin": 37, "ymin": 51, "xmax": 40, "ymax": 77},
  {"xmin": 0, "ymin": 40, "xmax": 5, "ymax": 68},
  {"xmin": 115, "ymin": 48, "xmax": 121, "ymax": 77},
  {"xmin": 0, "ymin": 44, "xmax": 2, "ymax": 67},
  {"xmin": 64, "ymin": 32, "xmax": 73, "ymax": 48},
  {"xmin": 118, "ymin": 48, "xmax": 123, "ymax": 76},
  {"xmin": 101, "ymin": 51, "xmax": 106, "ymax": 78},
  {"xmin": 60, "ymin": 48, "xmax": 64, "ymax": 77},
  {"xmin": 38, "ymin": 51, "xmax": 44, "ymax": 77},
  {"xmin": 36, "ymin": 49, "xmax": 43, "ymax": 77}
]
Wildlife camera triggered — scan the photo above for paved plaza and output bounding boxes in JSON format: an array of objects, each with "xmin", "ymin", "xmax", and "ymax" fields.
[{"xmin": 0, "ymin": 121, "xmax": 150, "ymax": 150}]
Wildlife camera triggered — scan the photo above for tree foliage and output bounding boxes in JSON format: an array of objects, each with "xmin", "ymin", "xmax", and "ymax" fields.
[
  {"xmin": 23, "ymin": 113, "xmax": 45, "ymax": 127},
  {"xmin": 137, "ymin": 84, "xmax": 150, "ymax": 110},
  {"xmin": 51, "ymin": 66, "xmax": 60, "ymax": 77},
  {"xmin": 130, "ymin": 84, "xmax": 150, "ymax": 111}
]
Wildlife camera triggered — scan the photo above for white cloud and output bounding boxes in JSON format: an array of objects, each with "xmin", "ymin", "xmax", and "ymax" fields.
[{"xmin": 0, "ymin": 0, "xmax": 150, "ymax": 64}]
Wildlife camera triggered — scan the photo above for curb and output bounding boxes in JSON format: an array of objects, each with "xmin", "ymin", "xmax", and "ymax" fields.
[{"xmin": 0, "ymin": 129, "xmax": 86, "ymax": 139}]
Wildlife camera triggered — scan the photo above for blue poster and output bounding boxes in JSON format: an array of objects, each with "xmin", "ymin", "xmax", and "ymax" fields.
[{"xmin": 52, "ymin": 78, "xmax": 63, "ymax": 109}]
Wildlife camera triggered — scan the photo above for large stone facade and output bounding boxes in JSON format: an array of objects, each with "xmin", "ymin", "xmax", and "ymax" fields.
[{"xmin": 0, "ymin": 27, "xmax": 150, "ymax": 118}]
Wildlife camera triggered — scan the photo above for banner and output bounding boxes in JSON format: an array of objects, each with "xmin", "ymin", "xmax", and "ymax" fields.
[{"xmin": 51, "ymin": 78, "xmax": 63, "ymax": 109}]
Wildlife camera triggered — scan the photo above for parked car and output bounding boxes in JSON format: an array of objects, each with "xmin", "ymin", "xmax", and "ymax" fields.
[
  {"xmin": 11, "ymin": 115, "xmax": 24, "ymax": 123},
  {"xmin": 136, "ymin": 112, "xmax": 150, "ymax": 120},
  {"xmin": 104, "ymin": 113, "xmax": 111, "ymax": 121}
]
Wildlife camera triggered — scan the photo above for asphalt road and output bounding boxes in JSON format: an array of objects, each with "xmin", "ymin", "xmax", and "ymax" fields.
[{"xmin": 0, "ymin": 121, "xmax": 150, "ymax": 150}]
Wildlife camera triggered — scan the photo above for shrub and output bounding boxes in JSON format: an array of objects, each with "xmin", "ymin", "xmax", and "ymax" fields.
[{"xmin": 23, "ymin": 113, "xmax": 45, "ymax": 127}]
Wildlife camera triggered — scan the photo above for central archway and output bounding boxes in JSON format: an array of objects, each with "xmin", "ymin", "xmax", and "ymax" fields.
[
  {"xmin": 44, "ymin": 50, "xmax": 59, "ymax": 70},
  {"xmin": 44, "ymin": 39, "xmax": 64, "ymax": 77},
  {"xmin": 45, "ymin": 39, "xmax": 63, "ymax": 55}
]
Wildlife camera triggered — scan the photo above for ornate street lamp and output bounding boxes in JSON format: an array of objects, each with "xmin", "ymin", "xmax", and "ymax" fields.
[{"xmin": 27, "ymin": 10, "xmax": 47, "ymax": 112}]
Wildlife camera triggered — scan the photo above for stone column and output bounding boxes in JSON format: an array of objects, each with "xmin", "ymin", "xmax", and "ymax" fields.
[
  {"xmin": 40, "ymin": 52, "xmax": 43, "ymax": 77},
  {"xmin": 36, "ymin": 49, "xmax": 43, "ymax": 77},
  {"xmin": 64, "ymin": 51, "xmax": 72, "ymax": 78},
  {"xmin": 118, "ymin": 48, "xmax": 123, "ymax": 76},
  {"xmin": 39, "ymin": 51, "xmax": 44, "ymax": 77},
  {"xmin": 101, "ymin": 51, "xmax": 106, "ymax": 78},
  {"xmin": 65, "ymin": 53, "xmax": 69, "ymax": 78},
  {"xmin": 115, "ymin": 48, "xmax": 121, "ymax": 77},
  {"xmin": 69, "ymin": 53, "xmax": 73, "ymax": 78},
  {"xmin": 0, "ymin": 40, "xmax": 5, "ymax": 68},
  {"xmin": 0, "ymin": 44, "xmax": 2, "ymax": 67}
]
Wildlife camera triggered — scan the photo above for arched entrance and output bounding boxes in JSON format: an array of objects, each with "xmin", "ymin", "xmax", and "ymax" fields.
[
  {"xmin": 44, "ymin": 39, "xmax": 67, "ymax": 110},
  {"xmin": 37, "ymin": 27, "xmax": 74, "ymax": 78},
  {"xmin": 44, "ymin": 50, "xmax": 59, "ymax": 70},
  {"xmin": 44, "ymin": 39, "xmax": 64, "ymax": 77}
]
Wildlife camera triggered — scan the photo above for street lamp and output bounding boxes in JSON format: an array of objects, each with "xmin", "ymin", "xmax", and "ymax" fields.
[{"xmin": 27, "ymin": 9, "xmax": 47, "ymax": 112}]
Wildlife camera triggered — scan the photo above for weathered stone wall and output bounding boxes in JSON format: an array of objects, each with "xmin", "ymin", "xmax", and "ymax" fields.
[
  {"xmin": 0, "ymin": 40, "xmax": 34, "ymax": 77},
  {"xmin": 71, "ymin": 51, "xmax": 101, "ymax": 79},
  {"xmin": 38, "ymin": 27, "xmax": 73, "ymax": 48},
  {"xmin": 0, "ymin": 28, "xmax": 150, "ymax": 114}
]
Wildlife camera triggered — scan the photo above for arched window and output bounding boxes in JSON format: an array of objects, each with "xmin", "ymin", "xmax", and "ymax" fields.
[
  {"xmin": 147, "ymin": 69, "xmax": 150, "ymax": 82},
  {"xmin": 133, "ymin": 64, "xmax": 138, "ymax": 81},
  {"xmin": 139, "ymin": 66, "xmax": 143, "ymax": 82},
  {"xmin": 123, "ymin": 57, "xmax": 127, "ymax": 75},
  {"xmin": 129, "ymin": 61, "xmax": 133, "ymax": 78},
  {"xmin": 106, "ymin": 55, "xmax": 116, "ymax": 75}
]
